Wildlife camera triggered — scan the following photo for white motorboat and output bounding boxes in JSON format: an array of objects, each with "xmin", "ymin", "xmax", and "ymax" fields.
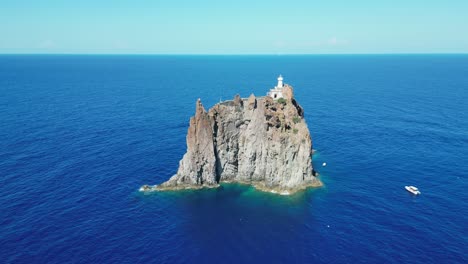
[{"xmin": 405, "ymin": 186, "xmax": 421, "ymax": 195}]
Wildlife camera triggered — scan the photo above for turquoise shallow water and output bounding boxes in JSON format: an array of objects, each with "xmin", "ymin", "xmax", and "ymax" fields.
[{"xmin": 0, "ymin": 55, "xmax": 467, "ymax": 263}]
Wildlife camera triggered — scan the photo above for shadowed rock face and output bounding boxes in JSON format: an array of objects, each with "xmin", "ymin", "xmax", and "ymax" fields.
[{"xmin": 154, "ymin": 85, "xmax": 321, "ymax": 194}]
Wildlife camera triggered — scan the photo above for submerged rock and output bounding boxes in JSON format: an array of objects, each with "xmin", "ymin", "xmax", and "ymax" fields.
[{"xmin": 142, "ymin": 84, "xmax": 322, "ymax": 194}]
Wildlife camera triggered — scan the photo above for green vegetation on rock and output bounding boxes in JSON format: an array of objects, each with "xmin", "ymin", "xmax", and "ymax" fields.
[
  {"xmin": 277, "ymin": 98, "xmax": 287, "ymax": 105},
  {"xmin": 293, "ymin": 116, "xmax": 301, "ymax": 124}
]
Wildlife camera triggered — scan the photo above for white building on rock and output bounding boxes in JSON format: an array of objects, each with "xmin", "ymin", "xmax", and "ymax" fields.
[{"xmin": 267, "ymin": 75, "xmax": 285, "ymax": 99}]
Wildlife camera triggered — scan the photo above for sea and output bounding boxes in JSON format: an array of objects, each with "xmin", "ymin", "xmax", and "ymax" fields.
[{"xmin": 0, "ymin": 55, "xmax": 467, "ymax": 263}]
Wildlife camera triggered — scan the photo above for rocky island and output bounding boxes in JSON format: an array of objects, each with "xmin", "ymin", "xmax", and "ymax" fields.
[{"xmin": 140, "ymin": 76, "xmax": 322, "ymax": 195}]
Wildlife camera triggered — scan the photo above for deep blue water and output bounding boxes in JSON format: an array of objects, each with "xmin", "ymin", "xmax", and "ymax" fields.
[{"xmin": 1, "ymin": 55, "xmax": 467, "ymax": 263}]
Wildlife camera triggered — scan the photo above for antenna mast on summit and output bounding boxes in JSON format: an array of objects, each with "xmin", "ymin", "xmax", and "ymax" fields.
[{"xmin": 219, "ymin": 84, "xmax": 223, "ymax": 103}]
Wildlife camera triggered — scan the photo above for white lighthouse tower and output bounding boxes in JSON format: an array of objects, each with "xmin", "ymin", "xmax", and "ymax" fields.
[
  {"xmin": 267, "ymin": 75, "xmax": 285, "ymax": 99},
  {"xmin": 277, "ymin": 75, "xmax": 284, "ymax": 88}
]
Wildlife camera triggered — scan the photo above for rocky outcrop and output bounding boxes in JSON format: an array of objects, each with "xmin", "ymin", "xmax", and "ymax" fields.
[{"xmin": 141, "ymin": 85, "xmax": 321, "ymax": 194}]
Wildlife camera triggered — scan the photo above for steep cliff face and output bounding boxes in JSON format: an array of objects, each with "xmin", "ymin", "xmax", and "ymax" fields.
[{"xmin": 143, "ymin": 85, "xmax": 321, "ymax": 194}]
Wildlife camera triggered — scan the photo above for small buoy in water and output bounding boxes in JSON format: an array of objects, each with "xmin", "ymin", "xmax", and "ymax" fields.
[
  {"xmin": 322, "ymin": 162, "xmax": 327, "ymax": 167},
  {"xmin": 327, "ymin": 225, "xmax": 330, "ymax": 228}
]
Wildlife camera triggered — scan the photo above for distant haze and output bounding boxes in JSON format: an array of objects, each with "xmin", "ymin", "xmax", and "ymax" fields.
[{"xmin": 1, "ymin": 0, "xmax": 468, "ymax": 54}]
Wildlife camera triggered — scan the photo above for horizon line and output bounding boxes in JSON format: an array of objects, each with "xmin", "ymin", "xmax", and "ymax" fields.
[{"xmin": 1, "ymin": 52, "xmax": 468, "ymax": 56}]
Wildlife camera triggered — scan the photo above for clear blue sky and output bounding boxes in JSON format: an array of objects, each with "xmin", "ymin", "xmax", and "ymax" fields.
[{"xmin": 1, "ymin": 0, "xmax": 467, "ymax": 54}]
